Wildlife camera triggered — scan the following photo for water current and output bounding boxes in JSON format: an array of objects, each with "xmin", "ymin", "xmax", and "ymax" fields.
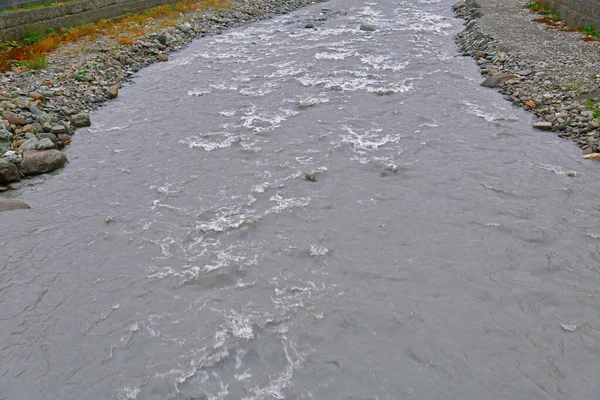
[{"xmin": 2, "ymin": 0, "xmax": 600, "ymax": 398}]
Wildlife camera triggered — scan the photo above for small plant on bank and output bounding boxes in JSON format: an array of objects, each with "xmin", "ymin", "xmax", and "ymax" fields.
[
  {"xmin": 583, "ymin": 24, "xmax": 600, "ymax": 38},
  {"xmin": 526, "ymin": 2, "xmax": 540, "ymax": 11},
  {"xmin": 585, "ymin": 99, "xmax": 600, "ymax": 119}
]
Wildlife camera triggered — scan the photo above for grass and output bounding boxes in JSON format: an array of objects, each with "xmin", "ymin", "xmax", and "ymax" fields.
[
  {"xmin": 585, "ymin": 99, "xmax": 600, "ymax": 119},
  {"xmin": 582, "ymin": 24, "xmax": 600, "ymax": 38},
  {"xmin": 2, "ymin": 0, "xmax": 75, "ymax": 13},
  {"xmin": 0, "ymin": 0, "xmax": 230, "ymax": 71}
]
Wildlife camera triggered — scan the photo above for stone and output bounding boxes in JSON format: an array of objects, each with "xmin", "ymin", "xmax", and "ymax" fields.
[
  {"xmin": 480, "ymin": 73, "xmax": 516, "ymax": 88},
  {"xmin": 36, "ymin": 138, "xmax": 56, "ymax": 150},
  {"xmin": 28, "ymin": 92, "xmax": 44, "ymax": 101},
  {"xmin": 0, "ymin": 129, "xmax": 12, "ymax": 141},
  {"xmin": 50, "ymin": 125, "xmax": 68, "ymax": 134},
  {"xmin": 156, "ymin": 54, "xmax": 169, "ymax": 62},
  {"xmin": 0, "ymin": 158, "xmax": 20, "ymax": 184},
  {"xmin": 38, "ymin": 132, "xmax": 57, "ymax": 143},
  {"xmin": 3, "ymin": 110, "xmax": 26, "ymax": 125},
  {"xmin": 359, "ymin": 23, "xmax": 377, "ymax": 31},
  {"xmin": 7, "ymin": 182, "xmax": 21, "ymax": 190},
  {"xmin": 305, "ymin": 23, "xmax": 315, "ymax": 28},
  {"xmin": 19, "ymin": 150, "xmax": 67, "ymax": 176},
  {"xmin": 0, "ymin": 197, "xmax": 30, "ymax": 212},
  {"xmin": 533, "ymin": 121, "xmax": 553, "ymax": 131},
  {"xmin": 107, "ymin": 86, "xmax": 119, "ymax": 99},
  {"xmin": 525, "ymin": 100, "xmax": 536, "ymax": 108},
  {"xmin": 71, "ymin": 113, "xmax": 91, "ymax": 127},
  {"xmin": 583, "ymin": 153, "xmax": 600, "ymax": 160},
  {"xmin": 19, "ymin": 138, "xmax": 39, "ymax": 152}
]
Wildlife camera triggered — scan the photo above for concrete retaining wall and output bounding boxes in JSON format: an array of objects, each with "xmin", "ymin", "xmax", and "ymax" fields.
[
  {"xmin": 0, "ymin": 0, "xmax": 179, "ymax": 40},
  {"xmin": 0, "ymin": 0, "xmax": 70, "ymax": 12},
  {"xmin": 538, "ymin": 0, "xmax": 600, "ymax": 29}
]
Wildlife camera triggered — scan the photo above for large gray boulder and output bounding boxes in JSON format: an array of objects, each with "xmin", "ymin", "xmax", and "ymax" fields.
[
  {"xmin": 0, "ymin": 197, "xmax": 29, "ymax": 212},
  {"xmin": 19, "ymin": 150, "xmax": 68, "ymax": 176},
  {"xmin": 480, "ymin": 73, "xmax": 516, "ymax": 88},
  {"xmin": 0, "ymin": 159, "xmax": 20, "ymax": 184}
]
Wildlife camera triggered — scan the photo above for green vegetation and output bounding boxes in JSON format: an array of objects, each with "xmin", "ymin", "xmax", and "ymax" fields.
[
  {"xmin": 3, "ymin": 1, "xmax": 65, "ymax": 13},
  {"xmin": 585, "ymin": 99, "xmax": 600, "ymax": 119},
  {"xmin": 583, "ymin": 24, "xmax": 600, "ymax": 38}
]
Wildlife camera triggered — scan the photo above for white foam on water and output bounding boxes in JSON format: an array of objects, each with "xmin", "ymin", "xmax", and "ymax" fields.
[
  {"xmin": 296, "ymin": 95, "xmax": 330, "ymax": 108},
  {"xmin": 181, "ymin": 132, "xmax": 240, "ymax": 151},
  {"xmin": 266, "ymin": 194, "xmax": 311, "ymax": 215},
  {"xmin": 314, "ymin": 49, "xmax": 356, "ymax": 60},
  {"xmin": 219, "ymin": 110, "xmax": 237, "ymax": 117},
  {"xmin": 462, "ymin": 100, "xmax": 520, "ymax": 123},
  {"xmin": 340, "ymin": 125, "xmax": 401, "ymax": 154},
  {"xmin": 309, "ymin": 245, "xmax": 330, "ymax": 256},
  {"xmin": 241, "ymin": 107, "xmax": 299, "ymax": 133},
  {"xmin": 226, "ymin": 310, "xmax": 254, "ymax": 340}
]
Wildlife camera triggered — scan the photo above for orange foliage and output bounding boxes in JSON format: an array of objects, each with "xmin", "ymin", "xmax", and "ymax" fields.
[{"xmin": 0, "ymin": 0, "xmax": 230, "ymax": 71}]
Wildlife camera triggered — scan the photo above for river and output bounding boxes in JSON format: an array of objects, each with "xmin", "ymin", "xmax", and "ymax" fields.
[{"xmin": 2, "ymin": 0, "xmax": 600, "ymax": 399}]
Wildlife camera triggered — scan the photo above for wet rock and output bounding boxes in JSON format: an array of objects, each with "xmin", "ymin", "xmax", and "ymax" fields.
[
  {"xmin": 3, "ymin": 110, "xmax": 26, "ymax": 125},
  {"xmin": 0, "ymin": 196, "xmax": 30, "ymax": 212},
  {"xmin": 359, "ymin": 23, "xmax": 377, "ymax": 32},
  {"xmin": 7, "ymin": 182, "xmax": 21, "ymax": 190},
  {"xmin": 71, "ymin": 113, "xmax": 91, "ymax": 127},
  {"xmin": 156, "ymin": 54, "xmax": 169, "ymax": 62},
  {"xmin": 533, "ymin": 121, "xmax": 553, "ymax": 131},
  {"xmin": 0, "ymin": 159, "xmax": 20, "ymax": 184},
  {"xmin": 305, "ymin": 23, "xmax": 315, "ymax": 28},
  {"xmin": 480, "ymin": 73, "xmax": 516, "ymax": 88},
  {"xmin": 107, "ymin": 86, "xmax": 119, "ymax": 99},
  {"xmin": 19, "ymin": 150, "xmax": 67, "ymax": 176}
]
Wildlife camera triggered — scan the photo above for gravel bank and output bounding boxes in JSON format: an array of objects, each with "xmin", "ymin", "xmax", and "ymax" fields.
[
  {"xmin": 0, "ymin": 0, "xmax": 326, "ymax": 199},
  {"xmin": 454, "ymin": 0, "xmax": 600, "ymax": 154}
]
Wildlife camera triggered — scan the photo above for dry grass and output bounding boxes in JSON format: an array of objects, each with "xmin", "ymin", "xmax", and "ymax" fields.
[{"xmin": 0, "ymin": 0, "xmax": 230, "ymax": 71}]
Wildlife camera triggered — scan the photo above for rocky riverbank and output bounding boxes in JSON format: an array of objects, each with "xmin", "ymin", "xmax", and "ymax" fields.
[
  {"xmin": 454, "ymin": 0, "xmax": 600, "ymax": 154},
  {"xmin": 0, "ymin": 0, "xmax": 326, "ymax": 207}
]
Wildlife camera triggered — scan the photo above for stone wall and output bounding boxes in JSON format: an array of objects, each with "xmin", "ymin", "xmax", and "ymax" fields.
[
  {"xmin": 0, "ymin": 0, "xmax": 70, "ymax": 12},
  {"xmin": 0, "ymin": 0, "xmax": 179, "ymax": 40},
  {"xmin": 538, "ymin": 0, "xmax": 600, "ymax": 29}
]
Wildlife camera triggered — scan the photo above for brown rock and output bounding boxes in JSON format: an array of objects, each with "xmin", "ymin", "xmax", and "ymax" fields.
[
  {"xmin": 19, "ymin": 150, "xmax": 68, "ymax": 176},
  {"xmin": 28, "ymin": 92, "xmax": 44, "ymax": 101},
  {"xmin": 107, "ymin": 85, "xmax": 119, "ymax": 99},
  {"xmin": 156, "ymin": 54, "xmax": 169, "ymax": 62},
  {"xmin": 525, "ymin": 100, "xmax": 536, "ymax": 109},
  {"xmin": 583, "ymin": 153, "xmax": 600, "ymax": 160},
  {"xmin": 3, "ymin": 110, "xmax": 26, "ymax": 126}
]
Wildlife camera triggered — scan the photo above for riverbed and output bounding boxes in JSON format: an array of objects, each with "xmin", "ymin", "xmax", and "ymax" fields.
[{"xmin": 1, "ymin": 0, "xmax": 600, "ymax": 399}]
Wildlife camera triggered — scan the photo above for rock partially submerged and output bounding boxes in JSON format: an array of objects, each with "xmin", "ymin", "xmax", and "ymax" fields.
[
  {"xmin": 0, "ymin": 197, "xmax": 30, "ymax": 212},
  {"xmin": 0, "ymin": 159, "xmax": 20, "ymax": 184}
]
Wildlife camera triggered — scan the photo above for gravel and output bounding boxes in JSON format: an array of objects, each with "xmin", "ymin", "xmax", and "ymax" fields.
[{"xmin": 454, "ymin": 0, "xmax": 600, "ymax": 154}]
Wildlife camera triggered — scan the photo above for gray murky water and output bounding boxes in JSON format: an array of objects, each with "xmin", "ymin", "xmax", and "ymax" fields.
[{"xmin": 2, "ymin": 0, "xmax": 600, "ymax": 399}]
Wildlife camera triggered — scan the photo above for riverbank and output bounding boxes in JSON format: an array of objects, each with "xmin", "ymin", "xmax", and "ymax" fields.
[
  {"xmin": 454, "ymin": 0, "xmax": 600, "ymax": 154},
  {"xmin": 0, "ymin": 0, "xmax": 326, "ymax": 200}
]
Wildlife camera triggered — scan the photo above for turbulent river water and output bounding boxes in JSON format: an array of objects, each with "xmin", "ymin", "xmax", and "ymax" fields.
[{"xmin": 2, "ymin": 0, "xmax": 600, "ymax": 399}]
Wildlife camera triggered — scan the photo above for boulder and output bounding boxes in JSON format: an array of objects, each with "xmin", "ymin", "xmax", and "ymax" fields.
[
  {"xmin": 51, "ymin": 124, "xmax": 69, "ymax": 134},
  {"xmin": 19, "ymin": 150, "xmax": 67, "ymax": 176},
  {"xmin": 71, "ymin": 113, "xmax": 91, "ymax": 127},
  {"xmin": 36, "ymin": 138, "xmax": 56, "ymax": 150},
  {"xmin": 480, "ymin": 73, "xmax": 516, "ymax": 88},
  {"xmin": 0, "ymin": 197, "xmax": 29, "ymax": 212},
  {"xmin": 20, "ymin": 138, "xmax": 39, "ymax": 152},
  {"xmin": 0, "ymin": 159, "xmax": 20, "ymax": 184}
]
